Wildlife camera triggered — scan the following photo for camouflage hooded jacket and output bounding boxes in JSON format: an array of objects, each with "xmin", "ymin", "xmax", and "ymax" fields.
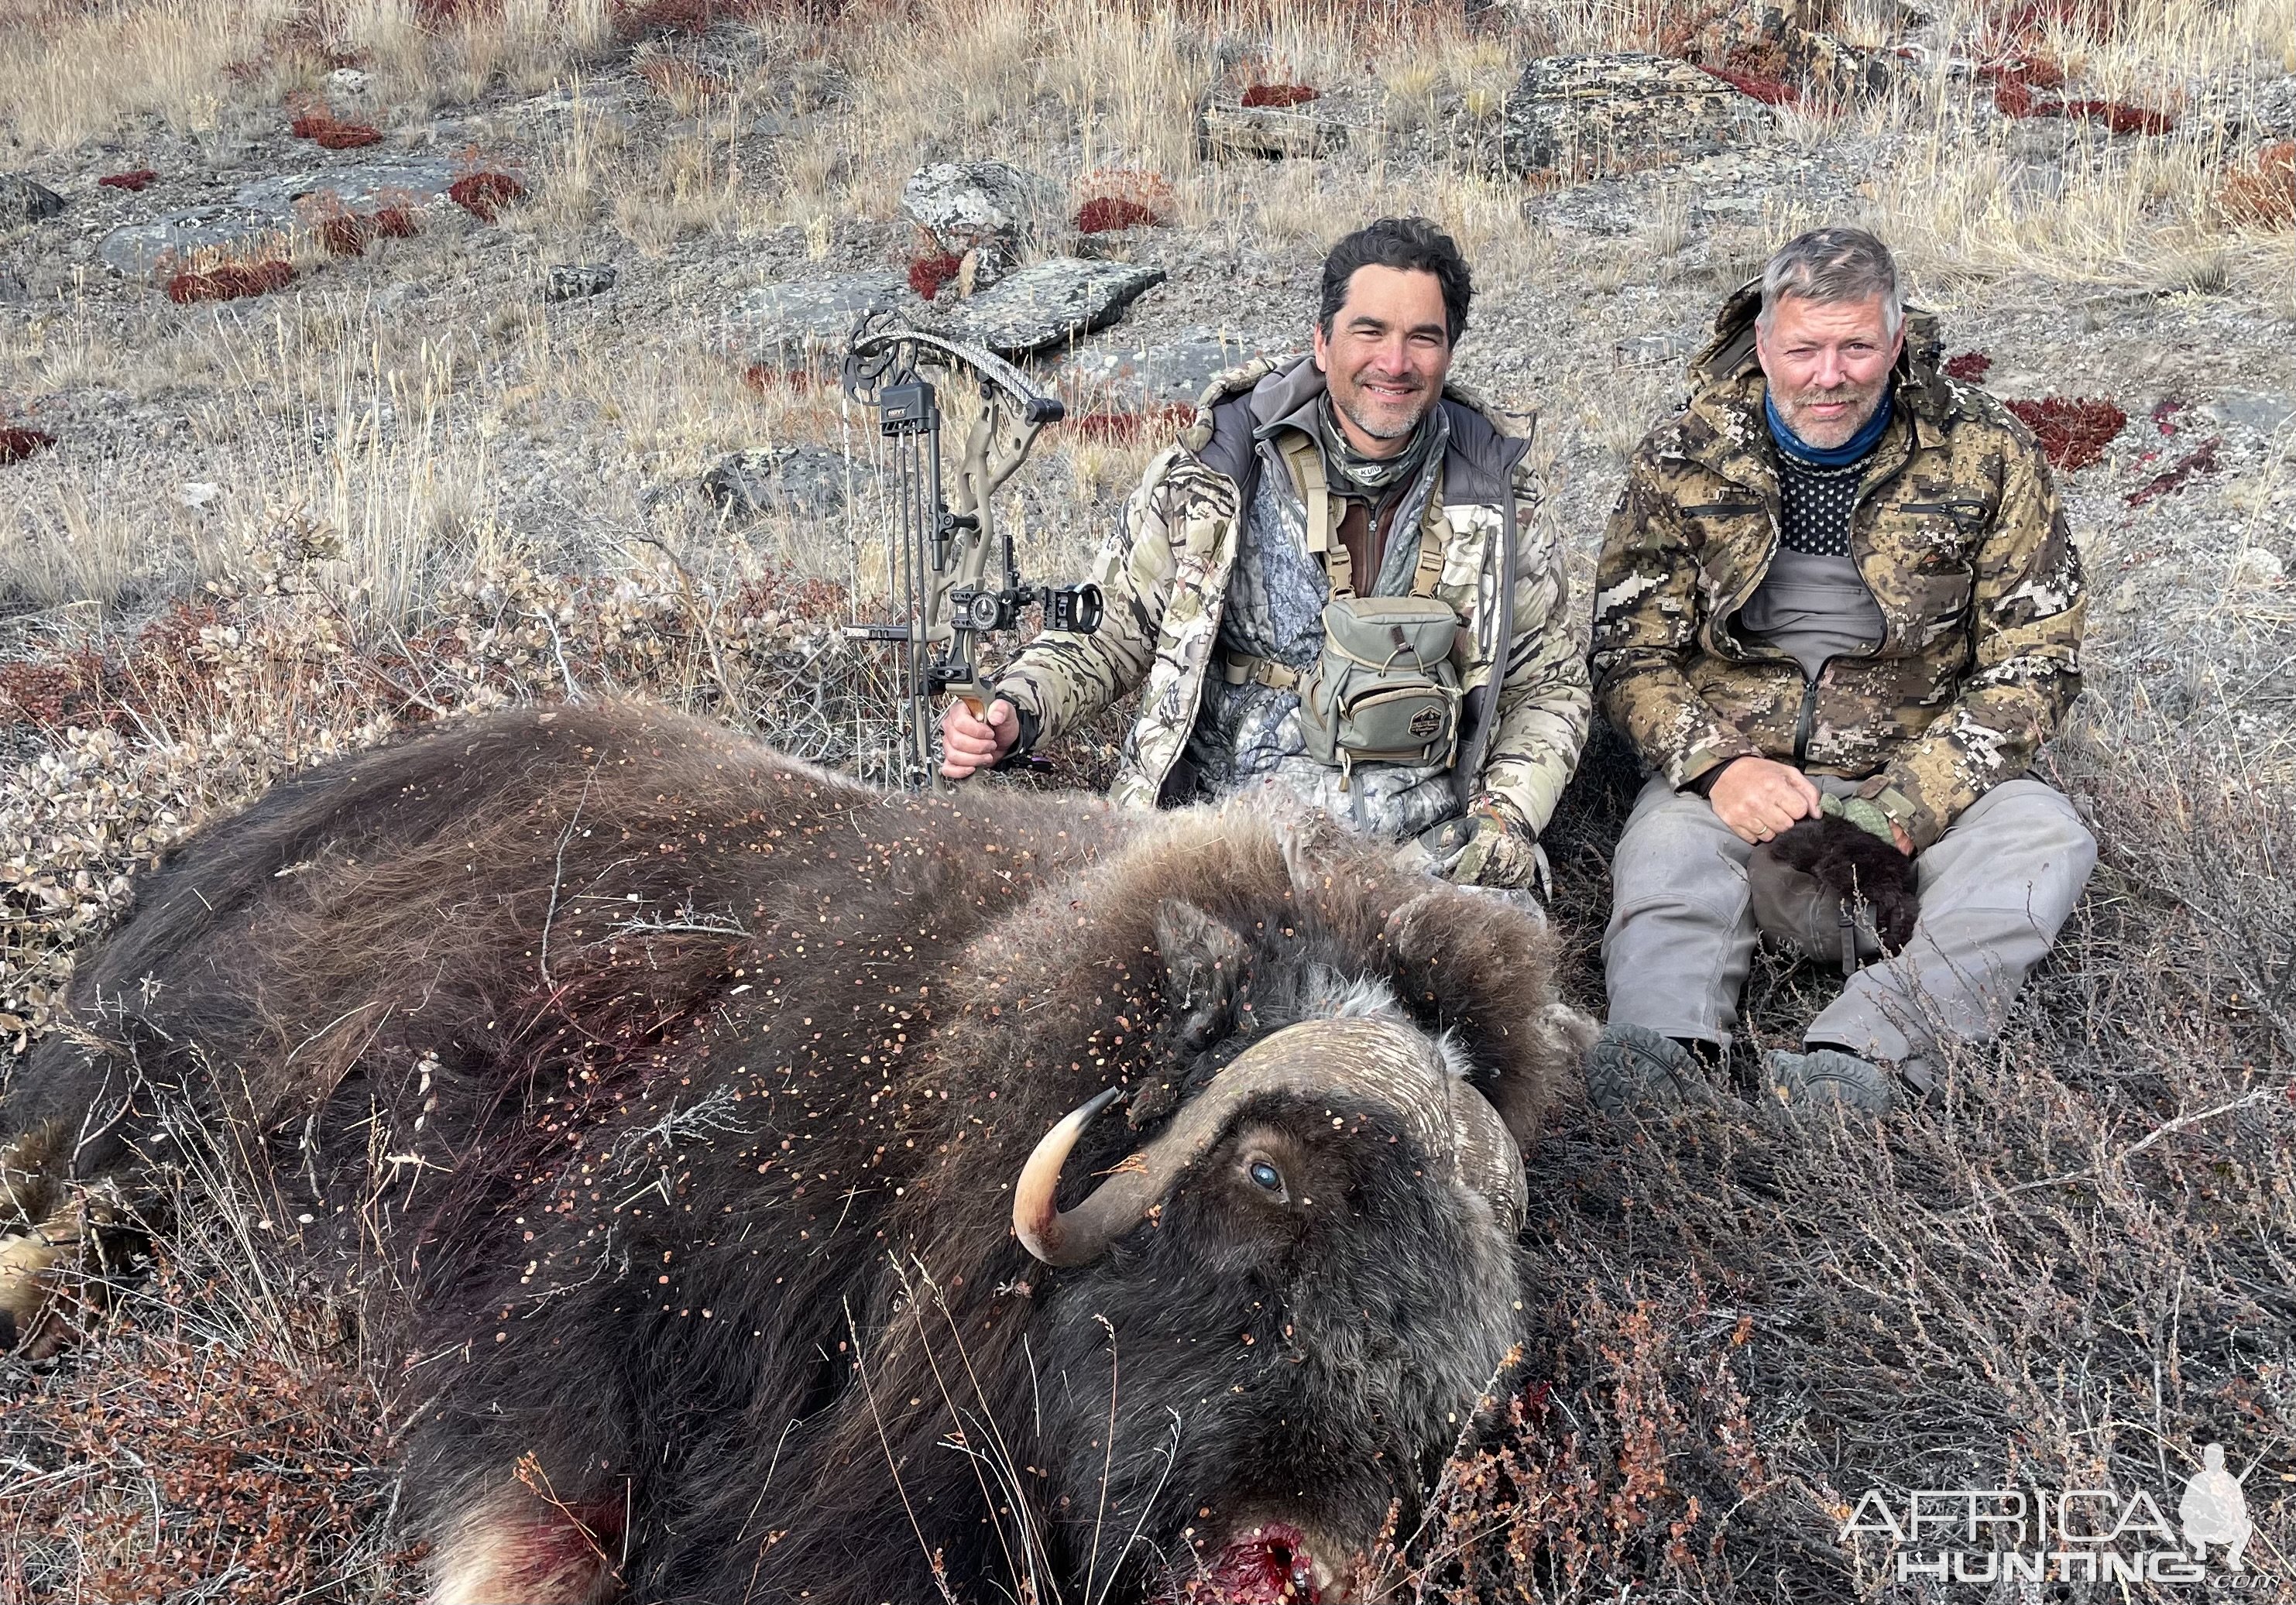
[
  {"xmin": 1590, "ymin": 284, "xmax": 2086, "ymax": 852},
  {"xmin": 994, "ymin": 355, "xmax": 1591, "ymax": 835}
]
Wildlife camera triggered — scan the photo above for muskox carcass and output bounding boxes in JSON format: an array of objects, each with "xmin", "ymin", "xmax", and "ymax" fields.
[{"xmin": 0, "ymin": 703, "xmax": 1584, "ymax": 1603}]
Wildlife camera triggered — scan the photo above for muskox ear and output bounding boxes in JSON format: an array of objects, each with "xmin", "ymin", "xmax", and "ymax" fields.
[{"xmin": 1152, "ymin": 900, "xmax": 1246, "ymax": 1055}]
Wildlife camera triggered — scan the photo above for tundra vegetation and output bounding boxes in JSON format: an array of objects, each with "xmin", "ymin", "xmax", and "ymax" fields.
[{"xmin": 0, "ymin": 0, "xmax": 2292, "ymax": 1600}]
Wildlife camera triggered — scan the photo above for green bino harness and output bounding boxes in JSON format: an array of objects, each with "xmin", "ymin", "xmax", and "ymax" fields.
[{"xmin": 1220, "ymin": 434, "xmax": 1464, "ymax": 789}]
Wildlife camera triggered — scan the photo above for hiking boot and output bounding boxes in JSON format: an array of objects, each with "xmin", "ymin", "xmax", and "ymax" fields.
[
  {"xmin": 1584, "ymin": 1023, "xmax": 1721, "ymax": 1122},
  {"xmin": 1758, "ymin": 1046, "xmax": 1893, "ymax": 1116}
]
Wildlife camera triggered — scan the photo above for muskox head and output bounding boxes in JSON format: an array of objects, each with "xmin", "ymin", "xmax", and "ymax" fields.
[{"xmin": 982, "ymin": 859, "xmax": 1559, "ymax": 1602}]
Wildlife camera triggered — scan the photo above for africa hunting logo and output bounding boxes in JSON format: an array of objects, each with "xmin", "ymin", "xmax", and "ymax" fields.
[{"xmin": 1840, "ymin": 1443, "xmax": 2260, "ymax": 1586}]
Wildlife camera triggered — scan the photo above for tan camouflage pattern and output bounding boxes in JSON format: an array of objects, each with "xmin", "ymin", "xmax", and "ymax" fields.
[
  {"xmin": 1590, "ymin": 286, "xmax": 2086, "ymax": 852},
  {"xmin": 996, "ymin": 362, "xmax": 1591, "ymax": 848}
]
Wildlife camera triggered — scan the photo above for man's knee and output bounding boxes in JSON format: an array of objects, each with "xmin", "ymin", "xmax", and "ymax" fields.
[
  {"xmin": 1937, "ymin": 780, "xmax": 2097, "ymax": 878},
  {"xmin": 1607, "ymin": 782, "xmax": 1751, "ymax": 937}
]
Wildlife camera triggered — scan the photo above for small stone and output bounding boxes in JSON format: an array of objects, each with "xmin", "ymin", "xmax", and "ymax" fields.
[
  {"xmin": 325, "ymin": 67, "xmax": 370, "ymax": 97},
  {"xmin": 1501, "ymin": 54, "xmax": 1773, "ymax": 180},
  {"xmin": 2232, "ymin": 547, "xmax": 2285, "ymax": 586},
  {"xmin": 178, "ymin": 481, "xmax": 224, "ymax": 510},
  {"xmin": 901, "ymin": 160, "xmax": 1058, "ymax": 258},
  {"xmin": 935, "ymin": 256, "xmax": 1166, "ymax": 357},
  {"xmin": 702, "ymin": 448, "xmax": 852, "ymax": 520},
  {"xmin": 2, "ymin": 174, "xmax": 67, "ymax": 222},
  {"xmin": 546, "ymin": 262, "xmax": 619, "ymax": 302}
]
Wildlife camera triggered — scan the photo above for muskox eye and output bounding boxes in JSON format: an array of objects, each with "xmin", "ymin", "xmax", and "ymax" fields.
[{"xmin": 1249, "ymin": 1160, "xmax": 1283, "ymax": 1193}]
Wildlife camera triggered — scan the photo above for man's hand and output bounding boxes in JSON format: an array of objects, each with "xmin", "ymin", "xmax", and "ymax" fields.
[
  {"xmin": 1706, "ymin": 756, "xmax": 1821, "ymax": 845},
  {"xmin": 939, "ymin": 698, "xmax": 1020, "ymax": 780}
]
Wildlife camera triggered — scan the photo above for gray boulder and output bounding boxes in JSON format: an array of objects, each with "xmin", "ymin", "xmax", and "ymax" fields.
[
  {"xmin": 0, "ymin": 268, "xmax": 29, "ymax": 304},
  {"xmin": 2, "ymin": 175, "xmax": 66, "ymax": 222},
  {"xmin": 1059, "ymin": 326, "xmax": 1282, "ymax": 410},
  {"xmin": 935, "ymin": 256, "xmax": 1166, "ymax": 357},
  {"xmin": 100, "ymin": 157, "xmax": 463, "ymax": 278},
  {"xmin": 546, "ymin": 262, "xmax": 619, "ymax": 302},
  {"xmin": 1501, "ymin": 54, "xmax": 1772, "ymax": 180},
  {"xmin": 734, "ymin": 271, "xmax": 908, "ymax": 361},
  {"xmin": 901, "ymin": 160, "xmax": 1058, "ymax": 258},
  {"xmin": 702, "ymin": 448, "xmax": 852, "ymax": 520}
]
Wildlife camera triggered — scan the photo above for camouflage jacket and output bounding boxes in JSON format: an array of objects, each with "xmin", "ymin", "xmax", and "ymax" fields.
[
  {"xmin": 995, "ymin": 355, "xmax": 1591, "ymax": 838},
  {"xmin": 1590, "ymin": 285, "xmax": 2086, "ymax": 852}
]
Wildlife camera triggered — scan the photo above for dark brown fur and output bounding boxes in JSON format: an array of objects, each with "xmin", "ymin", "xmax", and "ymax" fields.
[
  {"xmin": 1768, "ymin": 811, "xmax": 1921, "ymax": 954},
  {"xmin": 0, "ymin": 702, "xmax": 1576, "ymax": 1603}
]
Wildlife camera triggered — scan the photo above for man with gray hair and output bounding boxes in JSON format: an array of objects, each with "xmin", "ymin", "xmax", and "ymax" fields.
[{"xmin": 1586, "ymin": 226, "xmax": 2093, "ymax": 1115}]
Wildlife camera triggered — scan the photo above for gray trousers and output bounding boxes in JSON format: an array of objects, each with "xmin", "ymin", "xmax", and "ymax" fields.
[{"xmin": 1603, "ymin": 773, "xmax": 2097, "ymax": 1068}]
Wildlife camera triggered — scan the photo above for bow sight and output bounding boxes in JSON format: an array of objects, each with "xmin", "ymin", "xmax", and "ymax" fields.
[{"xmin": 841, "ymin": 311, "xmax": 1102, "ymax": 791}]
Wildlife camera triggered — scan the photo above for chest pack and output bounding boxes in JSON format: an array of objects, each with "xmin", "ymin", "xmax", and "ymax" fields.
[{"xmin": 1220, "ymin": 433, "xmax": 1463, "ymax": 784}]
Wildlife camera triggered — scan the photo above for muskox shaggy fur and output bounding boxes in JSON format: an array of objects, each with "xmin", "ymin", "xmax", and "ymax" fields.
[{"xmin": 0, "ymin": 703, "xmax": 1580, "ymax": 1603}]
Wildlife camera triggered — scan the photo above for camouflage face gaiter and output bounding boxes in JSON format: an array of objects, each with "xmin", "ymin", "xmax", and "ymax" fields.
[{"xmin": 1316, "ymin": 390, "xmax": 1437, "ymax": 498}]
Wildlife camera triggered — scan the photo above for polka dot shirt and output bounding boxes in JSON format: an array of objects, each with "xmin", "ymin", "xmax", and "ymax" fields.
[{"xmin": 1777, "ymin": 453, "xmax": 1865, "ymax": 558}]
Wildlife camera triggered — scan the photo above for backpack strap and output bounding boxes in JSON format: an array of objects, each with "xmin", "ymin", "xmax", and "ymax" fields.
[
  {"xmin": 1408, "ymin": 469, "xmax": 1448, "ymax": 599},
  {"xmin": 1275, "ymin": 432, "xmax": 1346, "ymax": 596}
]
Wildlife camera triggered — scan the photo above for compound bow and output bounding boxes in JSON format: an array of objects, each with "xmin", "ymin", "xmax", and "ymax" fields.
[{"xmin": 841, "ymin": 310, "xmax": 1102, "ymax": 792}]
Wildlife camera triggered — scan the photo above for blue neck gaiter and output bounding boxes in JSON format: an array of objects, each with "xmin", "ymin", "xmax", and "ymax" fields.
[{"xmin": 1766, "ymin": 386, "xmax": 1893, "ymax": 466}]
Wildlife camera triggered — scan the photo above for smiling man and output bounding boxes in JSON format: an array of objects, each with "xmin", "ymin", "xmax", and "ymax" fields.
[
  {"xmin": 941, "ymin": 217, "xmax": 1588, "ymax": 896},
  {"xmin": 1588, "ymin": 227, "xmax": 2093, "ymax": 1114}
]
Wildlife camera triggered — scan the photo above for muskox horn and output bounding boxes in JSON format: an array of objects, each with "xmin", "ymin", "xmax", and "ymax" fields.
[{"xmin": 1011, "ymin": 1017, "xmax": 1526, "ymax": 1267}]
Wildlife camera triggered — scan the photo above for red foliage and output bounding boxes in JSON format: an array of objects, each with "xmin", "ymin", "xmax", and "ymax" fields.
[
  {"xmin": 311, "ymin": 120, "xmax": 383, "ymax": 148},
  {"xmin": 2061, "ymin": 98, "xmax": 2175, "ymax": 135},
  {"xmin": 0, "ymin": 426, "xmax": 57, "ymax": 464},
  {"xmin": 908, "ymin": 249, "xmax": 962, "ymax": 299},
  {"xmin": 448, "ymin": 171, "xmax": 527, "ymax": 220},
  {"xmin": 1069, "ymin": 404, "xmax": 1193, "ymax": 444},
  {"xmin": 1943, "ymin": 351, "xmax": 1993, "ymax": 382},
  {"xmin": 1699, "ymin": 63, "xmax": 1799, "ymax": 105},
  {"xmin": 98, "ymin": 168, "xmax": 158, "ymax": 190},
  {"xmin": 1075, "ymin": 195, "xmax": 1162, "ymax": 234},
  {"xmin": 372, "ymin": 205, "xmax": 421, "ymax": 238},
  {"xmin": 1987, "ymin": 59, "xmax": 2173, "ymax": 134},
  {"xmin": 2151, "ymin": 397, "xmax": 2185, "ymax": 436},
  {"xmin": 1239, "ymin": 83, "xmax": 1319, "ymax": 108},
  {"xmin": 0, "ymin": 602, "xmax": 224, "ymax": 732},
  {"xmin": 2126, "ymin": 437, "xmax": 2222, "ymax": 507},
  {"xmin": 165, "ymin": 259, "xmax": 296, "ymax": 304},
  {"xmin": 2005, "ymin": 396, "xmax": 2126, "ymax": 471},
  {"xmin": 613, "ymin": 0, "xmax": 726, "ymax": 36},
  {"xmin": 2221, "ymin": 142, "xmax": 2296, "ymax": 228},
  {"xmin": 290, "ymin": 101, "xmax": 385, "ymax": 148}
]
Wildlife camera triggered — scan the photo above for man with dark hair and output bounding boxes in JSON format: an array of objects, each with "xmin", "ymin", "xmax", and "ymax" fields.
[
  {"xmin": 1587, "ymin": 226, "xmax": 2094, "ymax": 1113},
  {"xmin": 941, "ymin": 217, "xmax": 1588, "ymax": 893}
]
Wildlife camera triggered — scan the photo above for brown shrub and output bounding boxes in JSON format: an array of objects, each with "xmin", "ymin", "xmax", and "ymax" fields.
[
  {"xmin": 2005, "ymin": 395, "xmax": 2126, "ymax": 469},
  {"xmin": 448, "ymin": 170, "xmax": 526, "ymax": 220},
  {"xmin": 164, "ymin": 259, "xmax": 296, "ymax": 304},
  {"xmin": 372, "ymin": 205, "xmax": 422, "ymax": 238},
  {"xmin": 1240, "ymin": 82, "xmax": 1319, "ymax": 108},
  {"xmin": 1943, "ymin": 350, "xmax": 1992, "ymax": 382},
  {"xmin": 0, "ymin": 426, "xmax": 56, "ymax": 464},
  {"xmin": 2220, "ymin": 141, "xmax": 2296, "ymax": 228},
  {"xmin": 97, "ymin": 168, "xmax": 156, "ymax": 190}
]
